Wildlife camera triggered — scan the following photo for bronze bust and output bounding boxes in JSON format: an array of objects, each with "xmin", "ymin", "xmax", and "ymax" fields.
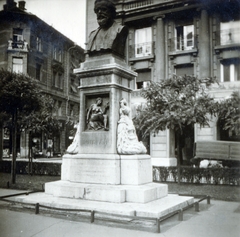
[{"xmin": 86, "ymin": 0, "xmax": 128, "ymax": 58}]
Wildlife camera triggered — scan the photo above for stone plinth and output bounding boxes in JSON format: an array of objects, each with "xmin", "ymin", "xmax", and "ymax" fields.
[
  {"xmin": 120, "ymin": 155, "xmax": 152, "ymax": 185},
  {"xmin": 59, "ymin": 153, "xmax": 153, "ymax": 186},
  {"xmin": 12, "ymin": 192, "xmax": 194, "ymax": 219},
  {"xmin": 45, "ymin": 181, "xmax": 168, "ymax": 204},
  {"xmin": 61, "ymin": 154, "xmax": 120, "ymax": 184},
  {"xmin": 45, "ymin": 153, "xmax": 166, "ymax": 203},
  {"xmin": 74, "ymin": 54, "xmax": 137, "ymax": 155}
]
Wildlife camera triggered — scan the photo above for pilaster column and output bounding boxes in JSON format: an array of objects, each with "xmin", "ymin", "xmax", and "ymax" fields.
[
  {"xmin": 155, "ymin": 15, "xmax": 165, "ymax": 81},
  {"xmin": 199, "ymin": 9, "xmax": 210, "ymax": 78}
]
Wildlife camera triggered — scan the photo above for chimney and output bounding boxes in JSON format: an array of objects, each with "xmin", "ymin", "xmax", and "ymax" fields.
[
  {"xmin": 3, "ymin": 0, "xmax": 17, "ymax": 10},
  {"xmin": 18, "ymin": 1, "xmax": 26, "ymax": 10}
]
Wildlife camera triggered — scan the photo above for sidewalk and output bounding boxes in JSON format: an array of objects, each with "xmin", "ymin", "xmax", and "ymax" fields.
[{"xmin": 0, "ymin": 189, "xmax": 240, "ymax": 237}]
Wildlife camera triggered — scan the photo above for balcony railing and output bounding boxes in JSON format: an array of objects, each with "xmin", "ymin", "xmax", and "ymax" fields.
[
  {"xmin": 168, "ymin": 35, "xmax": 198, "ymax": 52},
  {"xmin": 8, "ymin": 39, "xmax": 28, "ymax": 51},
  {"xmin": 129, "ymin": 41, "xmax": 154, "ymax": 59},
  {"xmin": 123, "ymin": 0, "xmax": 153, "ymax": 10}
]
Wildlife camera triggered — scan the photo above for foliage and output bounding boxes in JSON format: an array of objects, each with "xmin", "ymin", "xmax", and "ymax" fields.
[
  {"xmin": 0, "ymin": 69, "xmax": 62, "ymax": 135},
  {"xmin": 0, "ymin": 69, "xmax": 44, "ymax": 182},
  {"xmin": 20, "ymin": 94, "xmax": 62, "ymax": 134},
  {"xmin": 159, "ymin": 167, "xmax": 170, "ymax": 182},
  {"xmin": 0, "ymin": 160, "xmax": 61, "ymax": 176},
  {"xmin": 217, "ymin": 91, "xmax": 240, "ymax": 137},
  {"xmin": 0, "ymin": 69, "xmax": 41, "ymax": 116},
  {"xmin": 134, "ymin": 75, "xmax": 218, "ymax": 138},
  {"xmin": 153, "ymin": 166, "xmax": 240, "ymax": 186}
]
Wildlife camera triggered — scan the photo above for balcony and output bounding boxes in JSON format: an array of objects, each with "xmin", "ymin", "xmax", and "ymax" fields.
[
  {"xmin": 169, "ymin": 34, "xmax": 198, "ymax": 51},
  {"xmin": 123, "ymin": 0, "xmax": 153, "ymax": 10},
  {"xmin": 168, "ymin": 35, "xmax": 198, "ymax": 59},
  {"xmin": 8, "ymin": 39, "xmax": 28, "ymax": 51}
]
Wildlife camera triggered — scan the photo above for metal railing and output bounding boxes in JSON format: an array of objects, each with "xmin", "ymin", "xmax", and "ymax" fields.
[
  {"xmin": 0, "ymin": 191, "xmax": 211, "ymax": 233},
  {"xmin": 168, "ymin": 35, "xmax": 198, "ymax": 52},
  {"xmin": 129, "ymin": 41, "xmax": 155, "ymax": 59}
]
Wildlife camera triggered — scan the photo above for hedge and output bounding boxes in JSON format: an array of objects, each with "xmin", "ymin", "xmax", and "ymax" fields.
[
  {"xmin": 0, "ymin": 160, "xmax": 61, "ymax": 176},
  {"xmin": 153, "ymin": 166, "xmax": 240, "ymax": 186}
]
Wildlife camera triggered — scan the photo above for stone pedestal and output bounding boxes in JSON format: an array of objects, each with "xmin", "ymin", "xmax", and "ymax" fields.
[
  {"xmin": 76, "ymin": 54, "xmax": 136, "ymax": 155},
  {"xmin": 61, "ymin": 154, "xmax": 121, "ymax": 184},
  {"xmin": 120, "ymin": 155, "xmax": 152, "ymax": 185},
  {"xmin": 45, "ymin": 54, "xmax": 168, "ymax": 204}
]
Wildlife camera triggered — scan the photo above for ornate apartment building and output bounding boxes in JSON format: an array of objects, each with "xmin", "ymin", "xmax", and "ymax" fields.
[
  {"xmin": 86, "ymin": 0, "xmax": 240, "ymax": 166},
  {"xmin": 0, "ymin": 0, "xmax": 84, "ymax": 158}
]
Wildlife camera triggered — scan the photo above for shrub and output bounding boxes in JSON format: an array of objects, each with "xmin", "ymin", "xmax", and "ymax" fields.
[
  {"xmin": 153, "ymin": 166, "xmax": 240, "ymax": 186},
  {"xmin": 0, "ymin": 160, "xmax": 61, "ymax": 176}
]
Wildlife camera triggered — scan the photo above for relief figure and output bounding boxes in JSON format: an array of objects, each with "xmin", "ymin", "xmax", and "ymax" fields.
[
  {"xmin": 117, "ymin": 98, "xmax": 147, "ymax": 155},
  {"xmin": 87, "ymin": 97, "xmax": 109, "ymax": 131}
]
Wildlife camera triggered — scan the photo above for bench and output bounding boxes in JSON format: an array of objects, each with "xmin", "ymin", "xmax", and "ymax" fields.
[{"xmin": 194, "ymin": 141, "xmax": 240, "ymax": 161}]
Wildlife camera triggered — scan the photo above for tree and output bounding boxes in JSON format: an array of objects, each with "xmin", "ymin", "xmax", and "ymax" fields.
[
  {"xmin": 21, "ymin": 94, "xmax": 62, "ymax": 135},
  {"xmin": 21, "ymin": 94, "xmax": 63, "ymax": 174},
  {"xmin": 0, "ymin": 69, "xmax": 42, "ymax": 183},
  {"xmin": 217, "ymin": 91, "xmax": 240, "ymax": 140},
  {"xmin": 134, "ymin": 75, "xmax": 218, "ymax": 183},
  {"xmin": 0, "ymin": 112, "xmax": 10, "ymax": 160}
]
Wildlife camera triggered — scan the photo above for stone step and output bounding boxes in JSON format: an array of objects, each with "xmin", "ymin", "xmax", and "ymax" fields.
[
  {"xmin": 45, "ymin": 181, "xmax": 168, "ymax": 203},
  {"xmin": 11, "ymin": 192, "xmax": 194, "ymax": 218}
]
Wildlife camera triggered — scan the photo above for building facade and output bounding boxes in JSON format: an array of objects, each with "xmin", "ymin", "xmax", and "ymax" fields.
[
  {"xmin": 0, "ymin": 0, "xmax": 84, "ymax": 158},
  {"xmin": 86, "ymin": 0, "xmax": 240, "ymax": 166}
]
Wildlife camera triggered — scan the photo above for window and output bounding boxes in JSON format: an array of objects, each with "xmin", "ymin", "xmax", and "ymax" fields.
[
  {"xmin": 36, "ymin": 63, "xmax": 41, "ymax": 80},
  {"xmin": 53, "ymin": 100, "xmax": 62, "ymax": 116},
  {"xmin": 58, "ymin": 49, "xmax": 62, "ymax": 62},
  {"xmin": 53, "ymin": 71, "xmax": 63, "ymax": 89},
  {"xmin": 53, "ymin": 47, "xmax": 62, "ymax": 62},
  {"xmin": 220, "ymin": 59, "xmax": 240, "ymax": 82},
  {"xmin": 218, "ymin": 119, "xmax": 240, "ymax": 141},
  {"xmin": 175, "ymin": 64, "xmax": 194, "ymax": 76},
  {"xmin": 135, "ymin": 27, "xmax": 152, "ymax": 57},
  {"xmin": 70, "ymin": 78, "xmax": 78, "ymax": 93},
  {"xmin": 220, "ymin": 20, "xmax": 240, "ymax": 45},
  {"xmin": 12, "ymin": 57, "xmax": 23, "ymax": 73},
  {"xmin": 13, "ymin": 28, "xmax": 23, "ymax": 42},
  {"xmin": 53, "ymin": 100, "xmax": 57, "ymax": 116},
  {"xmin": 36, "ymin": 37, "xmax": 42, "ymax": 52},
  {"xmin": 135, "ymin": 70, "xmax": 151, "ymax": 89},
  {"xmin": 12, "ymin": 28, "xmax": 24, "ymax": 49},
  {"xmin": 175, "ymin": 25, "xmax": 194, "ymax": 51},
  {"xmin": 53, "ymin": 47, "xmax": 57, "ymax": 60},
  {"xmin": 69, "ymin": 104, "xmax": 74, "ymax": 117},
  {"xmin": 58, "ymin": 101, "xmax": 62, "ymax": 116}
]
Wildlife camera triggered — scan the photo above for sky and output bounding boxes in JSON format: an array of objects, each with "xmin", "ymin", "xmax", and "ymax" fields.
[{"xmin": 0, "ymin": 0, "xmax": 86, "ymax": 48}]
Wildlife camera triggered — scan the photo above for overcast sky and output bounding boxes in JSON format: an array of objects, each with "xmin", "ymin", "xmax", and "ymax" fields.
[{"xmin": 0, "ymin": 0, "xmax": 86, "ymax": 48}]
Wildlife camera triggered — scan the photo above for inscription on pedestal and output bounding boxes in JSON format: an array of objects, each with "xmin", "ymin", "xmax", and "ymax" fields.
[
  {"xmin": 62, "ymin": 157, "xmax": 120, "ymax": 184},
  {"xmin": 82, "ymin": 137, "xmax": 109, "ymax": 147}
]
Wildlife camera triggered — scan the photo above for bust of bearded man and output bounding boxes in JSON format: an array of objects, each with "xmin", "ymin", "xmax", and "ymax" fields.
[{"xmin": 86, "ymin": 0, "xmax": 128, "ymax": 58}]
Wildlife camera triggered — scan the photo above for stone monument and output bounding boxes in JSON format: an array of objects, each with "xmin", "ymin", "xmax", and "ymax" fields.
[{"xmin": 42, "ymin": 0, "xmax": 193, "ymax": 214}]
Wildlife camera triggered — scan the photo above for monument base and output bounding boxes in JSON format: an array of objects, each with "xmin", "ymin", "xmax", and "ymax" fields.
[
  {"xmin": 45, "ymin": 181, "xmax": 168, "ymax": 204},
  {"xmin": 59, "ymin": 153, "xmax": 152, "ymax": 185},
  {"xmin": 11, "ymin": 192, "xmax": 194, "ymax": 219}
]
